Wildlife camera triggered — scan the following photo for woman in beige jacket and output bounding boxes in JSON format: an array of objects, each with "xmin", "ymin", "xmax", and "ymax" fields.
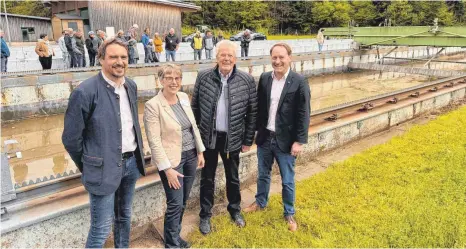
[
  {"xmin": 35, "ymin": 33, "xmax": 55, "ymax": 69},
  {"xmin": 144, "ymin": 64, "xmax": 205, "ymax": 248}
]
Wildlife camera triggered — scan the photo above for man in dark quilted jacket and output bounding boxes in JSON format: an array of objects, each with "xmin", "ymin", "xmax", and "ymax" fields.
[{"xmin": 191, "ymin": 40, "xmax": 258, "ymax": 235}]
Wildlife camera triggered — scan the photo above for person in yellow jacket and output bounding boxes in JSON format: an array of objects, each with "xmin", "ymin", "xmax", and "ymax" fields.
[
  {"xmin": 153, "ymin": 32, "xmax": 164, "ymax": 62},
  {"xmin": 190, "ymin": 31, "xmax": 204, "ymax": 60}
]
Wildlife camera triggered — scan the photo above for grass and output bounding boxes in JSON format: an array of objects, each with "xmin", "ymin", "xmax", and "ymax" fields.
[{"xmin": 190, "ymin": 105, "xmax": 466, "ymax": 247}]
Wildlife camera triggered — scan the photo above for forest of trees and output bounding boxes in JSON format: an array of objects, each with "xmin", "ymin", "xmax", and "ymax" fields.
[
  {"xmin": 182, "ymin": 0, "xmax": 465, "ymax": 34},
  {"xmin": 3, "ymin": 0, "xmax": 465, "ymax": 35}
]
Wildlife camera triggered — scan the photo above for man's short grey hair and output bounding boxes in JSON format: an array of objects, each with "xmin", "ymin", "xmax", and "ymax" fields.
[{"xmin": 216, "ymin": 40, "xmax": 237, "ymax": 57}]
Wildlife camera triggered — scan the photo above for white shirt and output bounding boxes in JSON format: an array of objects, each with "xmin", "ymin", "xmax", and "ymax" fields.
[
  {"xmin": 102, "ymin": 72, "xmax": 137, "ymax": 153},
  {"xmin": 266, "ymin": 68, "xmax": 290, "ymax": 132},
  {"xmin": 216, "ymin": 70, "xmax": 232, "ymax": 132}
]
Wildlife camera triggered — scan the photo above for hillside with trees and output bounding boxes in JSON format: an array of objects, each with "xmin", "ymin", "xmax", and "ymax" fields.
[{"xmin": 182, "ymin": 0, "xmax": 465, "ymax": 34}]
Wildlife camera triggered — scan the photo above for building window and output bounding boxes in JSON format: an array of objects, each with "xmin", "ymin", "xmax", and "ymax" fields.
[
  {"xmin": 80, "ymin": 8, "xmax": 89, "ymax": 19},
  {"xmin": 68, "ymin": 22, "xmax": 78, "ymax": 32},
  {"xmin": 21, "ymin": 27, "xmax": 35, "ymax": 34}
]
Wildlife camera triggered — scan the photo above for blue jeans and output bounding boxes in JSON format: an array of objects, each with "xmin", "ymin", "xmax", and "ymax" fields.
[
  {"xmin": 256, "ymin": 136, "xmax": 296, "ymax": 216},
  {"xmin": 160, "ymin": 149, "xmax": 198, "ymax": 248},
  {"xmin": 205, "ymin": 49, "xmax": 213, "ymax": 60},
  {"xmin": 1, "ymin": 56, "xmax": 8, "ymax": 72},
  {"xmin": 166, "ymin": 50, "xmax": 176, "ymax": 62},
  {"xmin": 85, "ymin": 155, "xmax": 141, "ymax": 248},
  {"xmin": 318, "ymin": 44, "xmax": 323, "ymax": 52}
]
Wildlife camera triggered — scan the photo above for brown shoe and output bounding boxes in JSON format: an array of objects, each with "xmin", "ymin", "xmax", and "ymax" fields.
[
  {"xmin": 285, "ymin": 215, "xmax": 298, "ymax": 232},
  {"xmin": 243, "ymin": 202, "xmax": 263, "ymax": 213}
]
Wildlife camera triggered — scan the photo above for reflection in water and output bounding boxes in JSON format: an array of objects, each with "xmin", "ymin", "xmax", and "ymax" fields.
[
  {"xmin": 52, "ymin": 154, "xmax": 68, "ymax": 175},
  {"xmin": 13, "ymin": 163, "xmax": 28, "ymax": 183},
  {"xmin": 308, "ymin": 71, "xmax": 433, "ymax": 110},
  {"xmin": 1, "ymin": 58, "xmax": 463, "ymax": 187}
]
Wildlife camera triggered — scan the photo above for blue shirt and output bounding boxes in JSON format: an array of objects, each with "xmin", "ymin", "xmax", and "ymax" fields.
[
  {"xmin": 141, "ymin": 34, "xmax": 150, "ymax": 47},
  {"xmin": 1, "ymin": 37, "xmax": 10, "ymax": 57}
]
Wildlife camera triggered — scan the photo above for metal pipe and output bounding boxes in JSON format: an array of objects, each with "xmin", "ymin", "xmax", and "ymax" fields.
[{"xmin": 2, "ymin": 0, "xmax": 12, "ymax": 45}]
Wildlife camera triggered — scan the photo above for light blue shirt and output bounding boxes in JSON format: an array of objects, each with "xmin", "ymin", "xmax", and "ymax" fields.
[{"xmin": 216, "ymin": 70, "xmax": 232, "ymax": 132}]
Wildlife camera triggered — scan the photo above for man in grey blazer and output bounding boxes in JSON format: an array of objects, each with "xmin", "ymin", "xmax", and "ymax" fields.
[{"xmin": 62, "ymin": 38, "xmax": 146, "ymax": 248}]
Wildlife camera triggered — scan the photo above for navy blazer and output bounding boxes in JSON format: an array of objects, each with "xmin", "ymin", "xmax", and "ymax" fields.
[
  {"xmin": 62, "ymin": 72, "xmax": 146, "ymax": 195},
  {"xmin": 255, "ymin": 70, "xmax": 311, "ymax": 153}
]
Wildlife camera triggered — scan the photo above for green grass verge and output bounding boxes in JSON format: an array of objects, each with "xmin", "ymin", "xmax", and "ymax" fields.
[{"xmin": 190, "ymin": 105, "xmax": 466, "ymax": 247}]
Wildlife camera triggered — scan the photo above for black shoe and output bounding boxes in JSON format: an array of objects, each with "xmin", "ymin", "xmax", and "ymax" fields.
[
  {"xmin": 179, "ymin": 238, "xmax": 191, "ymax": 248},
  {"xmin": 231, "ymin": 213, "xmax": 246, "ymax": 228},
  {"xmin": 199, "ymin": 218, "xmax": 211, "ymax": 235}
]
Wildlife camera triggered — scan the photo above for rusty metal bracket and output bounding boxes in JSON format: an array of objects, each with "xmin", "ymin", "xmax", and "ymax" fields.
[
  {"xmin": 444, "ymin": 82, "xmax": 454, "ymax": 88},
  {"xmin": 387, "ymin": 97, "xmax": 398, "ymax": 104},
  {"xmin": 410, "ymin": 92, "xmax": 420, "ymax": 98},
  {"xmin": 429, "ymin": 87, "xmax": 438, "ymax": 92},
  {"xmin": 359, "ymin": 102, "xmax": 374, "ymax": 111},
  {"xmin": 324, "ymin": 114, "xmax": 339, "ymax": 122}
]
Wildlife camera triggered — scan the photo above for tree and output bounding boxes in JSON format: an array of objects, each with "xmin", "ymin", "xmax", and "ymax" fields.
[
  {"xmin": 3, "ymin": 0, "xmax": 50, "ymax": 17},
  {"xmin": 446, "ymin": 0, "xmax": 465, "ymax": 24},
  {"xmin": 409, "ymin": 1, "xmax": 454, "ymax": 26},
  {"xmin": 386, "ymin": 0, "xmax": 413, "ymax": 26},
  {"xmin": 351, "ymin": 1, "xmax": 378, "ymax": 26},
  {"xmin": 311, "ymin": 1, "xmax": 352, "ymax": 29}
]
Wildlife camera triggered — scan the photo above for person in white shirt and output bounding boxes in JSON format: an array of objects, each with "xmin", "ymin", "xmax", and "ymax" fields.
[
  {"xmin": 244, "ymin": 42, "xmax": 311, "ymax": 232},
  {"xmin": 58, "ymin": 30, "xmax": 69, "ymax": 68}
]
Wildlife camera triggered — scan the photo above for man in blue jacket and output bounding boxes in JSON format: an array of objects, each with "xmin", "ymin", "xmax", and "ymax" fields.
[
  {"xmin": 141, "ymin": 28, "xmax": 151, "ymax": 63},
  {"xmin": 62, "ymin": 38, "xmax": 146, "ymax": 248},
  {"xmin": 1, "ymin": 30, "xmax": 10, "ymax": 72}
]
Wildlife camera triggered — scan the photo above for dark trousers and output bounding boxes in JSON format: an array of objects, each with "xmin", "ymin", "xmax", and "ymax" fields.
[
  {"xmin": 69, "ymin": 51, "xmax": 75, "ymax": 68},
  {"xmin": 241, "ymin": 47, "xmax": 249, "ymax": 57},
  {"xmin": 200, "ymin": 132, "xmax": 241, "ymax": 219},
  {"xmin": 74, "ymin": 54, "xmax": 83, "ymax": 68},
  {"xmin": 144, "ymin": 46, "xmax": 152, "ymax": 63},
  {"xmin": 160, "ymin": 149, "xmax": 198, "ymax": 248},
  {"xmin": 39, "ymin": 56, "xmax": 52, "ymax": 69},
  {"xmin": 1, "ymin": 56, "xmax": 8, "ymax": 72},
  {"xmin": 89, "ymin": 52, "xmax": 96, "ymax": 67},
  {"xmin": 85, "ymin": 155, "xmax": 141, "ymax": 248}
]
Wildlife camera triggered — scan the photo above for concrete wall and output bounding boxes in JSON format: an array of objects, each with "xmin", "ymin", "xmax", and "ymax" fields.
[
  {"xmin": 3, "ymin": 46, "xmax": 464, "ymax": 121},
  {"xmin": 3, "ymin": 39, "xmax": 354, "ymax": 72},
  {"xmin": 2, "ymin": 76, "xmax": 465, "ymax": 248}
]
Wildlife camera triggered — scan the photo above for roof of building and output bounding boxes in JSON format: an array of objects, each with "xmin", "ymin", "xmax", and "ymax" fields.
[
  {"xmin": 146, "ymin": 0, "xmax": 201, "ymax": 10},
  {"xmin": 44, "ymin": 0, "xmax": 200, "ymax": 11},
  {"xmin": 53, "ymin": 14, "xmax": 86, "ymax": 20},
  {"xmin": 0, "ymin": 13, "xmax": 50, "ymax": 21}
]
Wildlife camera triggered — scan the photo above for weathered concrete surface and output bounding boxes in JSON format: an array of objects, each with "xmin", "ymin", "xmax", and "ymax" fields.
[
  {"xmin": 4, "ymin": 39, "xmax": 354, "ymax": 72},
  {"xmin": 3, "ymin": 46, "xmax": 464, "ymax": 121},
  {"xmin": 1, "ymin": 81, "xmax": 465, "ymax": 248},
  {"xmin": 349, "ymin": 62, "xmax": 466, "ymax": 77}
]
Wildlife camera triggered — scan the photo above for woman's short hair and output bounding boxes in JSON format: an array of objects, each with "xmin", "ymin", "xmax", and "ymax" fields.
[
  {"xmin": 158, "ymin": 63, "xmax": 182, "ymax": 79},
  {"xmin": 40, "ymin": 33, "xmax": 47, "ymax": 39}
]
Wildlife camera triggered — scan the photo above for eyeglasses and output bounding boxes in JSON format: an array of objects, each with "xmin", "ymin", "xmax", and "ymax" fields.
[{"xmin": 163, "ymin": 77, "xmax": 183, "ymax": 82}]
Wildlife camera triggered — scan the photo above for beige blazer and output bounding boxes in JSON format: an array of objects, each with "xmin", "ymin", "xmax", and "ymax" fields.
[{"xmin": 144, "ymin": 90, "xmax": 205, "ymax": 171}]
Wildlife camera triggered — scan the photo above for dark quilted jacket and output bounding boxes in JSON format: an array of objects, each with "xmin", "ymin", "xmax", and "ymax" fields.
[{"xmin": 191, "ymin": 65, "xmax": 258, "ymax": 153}]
